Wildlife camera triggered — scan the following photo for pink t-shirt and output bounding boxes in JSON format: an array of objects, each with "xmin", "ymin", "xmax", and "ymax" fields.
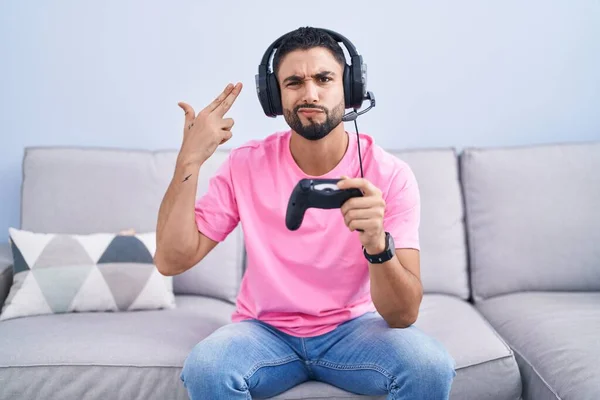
[{"xmin": 194, "ymin": 130, "xmax": 420, "ymax": 337}]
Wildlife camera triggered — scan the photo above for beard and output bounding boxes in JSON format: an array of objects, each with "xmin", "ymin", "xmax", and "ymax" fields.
[{"xmin": 283, "ymin": 100, "xmax": 345, "ymax": 141}]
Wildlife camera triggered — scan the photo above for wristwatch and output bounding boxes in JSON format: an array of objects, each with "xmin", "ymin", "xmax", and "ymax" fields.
[{"xmin": 363, "ymin": 232, "xmax": 395, "ymax": 264}]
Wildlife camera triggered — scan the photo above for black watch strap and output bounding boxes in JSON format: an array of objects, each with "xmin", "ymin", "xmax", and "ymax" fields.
[{"xmin": 363, "ymin": 232, "xmax": 395, "ymax": 264}]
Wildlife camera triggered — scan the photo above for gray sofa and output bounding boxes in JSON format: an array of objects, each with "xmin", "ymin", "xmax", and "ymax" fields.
[{"xmin": 0, "ymin": 140, "xmax": 599, "ymax": 400}]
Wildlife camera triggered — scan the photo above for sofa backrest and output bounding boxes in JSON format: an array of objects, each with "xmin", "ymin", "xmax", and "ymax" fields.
[
  {"xmin": 19, "ymin": 145, "xmax": 471, "ymax": 304},
  {"xmin": 460, "ymin": 141, "xmax": 600, "ymax": 301},
  {"xmin": 20, "ymin": 147, "xmax": 244, "ymax": 304},
  {"xmin": 390, "ymin": 149, "xmax": 470, "ymax": 300}
]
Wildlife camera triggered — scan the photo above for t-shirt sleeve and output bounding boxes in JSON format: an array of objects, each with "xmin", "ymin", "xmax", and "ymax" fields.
[
  {"xmin": 383, "ymin": 162, "xmax": 421, "ymax": 250},
  {"xmin": 194, "ymin": 152, "xmax": 240, "ymax": 242}
]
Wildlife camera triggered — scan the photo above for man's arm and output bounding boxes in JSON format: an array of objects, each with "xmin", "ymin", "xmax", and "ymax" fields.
[
  {"xmin": 366, "ymin": 242, "xmax": 423, "ymax": 328},
  {"xmin": 154, "ymin": 82, "xmax": 243, "ymax": 276},
  {"xmin": 338, "ymin": 168, "xmax": 422, "ymax": 328},
  {"xmin": 154, "ymin": 158, "xmax": 218, "ymax": 276}
]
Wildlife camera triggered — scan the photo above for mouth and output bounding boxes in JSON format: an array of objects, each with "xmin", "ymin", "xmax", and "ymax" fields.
[{"xmin": 297, "ymin": 108, "xmax": 324, "ymax": 116}]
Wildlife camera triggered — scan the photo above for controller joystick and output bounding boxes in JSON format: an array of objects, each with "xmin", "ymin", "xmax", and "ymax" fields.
[{"xmin": 286, "ymin": 178, "xmax": 363, "ymax": 231}]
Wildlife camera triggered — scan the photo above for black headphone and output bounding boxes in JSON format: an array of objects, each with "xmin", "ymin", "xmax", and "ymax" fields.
[{"xmin": 255, "ymin": 28, "xmax": 370, "ymax": 118}]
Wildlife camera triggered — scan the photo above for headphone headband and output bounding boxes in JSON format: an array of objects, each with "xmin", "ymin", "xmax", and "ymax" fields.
[{"xmin": 258, "ymin": 28, "xmax": 360, "ymax": 70}]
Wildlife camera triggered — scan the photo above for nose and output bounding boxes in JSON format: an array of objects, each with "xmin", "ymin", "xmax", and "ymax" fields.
[{"xmin": 301, "ymin": 80, "xmax": 319, "ymax": 104}]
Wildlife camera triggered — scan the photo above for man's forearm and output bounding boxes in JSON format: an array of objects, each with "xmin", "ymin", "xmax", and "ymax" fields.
[
  {"xmin": 368, "ymin": 254, "xmax": 423, "ymax": 328},
  {"xmin": 155, "ymin": 158, "xmax": 203, "ymax": 273}
]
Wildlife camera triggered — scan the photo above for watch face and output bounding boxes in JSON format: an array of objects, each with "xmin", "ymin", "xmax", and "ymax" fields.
[
  {"xmin": 386, "ymin": 232, "xmax": 394, "ymax": 250},
  {"xmin": 363, "ymin": 232, "xmax": 394, "ymax": 264}
]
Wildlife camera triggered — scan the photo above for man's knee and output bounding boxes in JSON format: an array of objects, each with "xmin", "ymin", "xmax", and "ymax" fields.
[
  {"xmin": 411, "ymin": 344, "xmax": 456, "ymax": 386},
  {"xmin": 180, "ymin": 329, "xmax": 248, "ymax": 395},
  {"xmin": 392, "ymin": 333, "xmax": 456, "ymax": 396},
  {"xmin": 181, "ymin": 341, "xmax": 229, "ymax": 385}
]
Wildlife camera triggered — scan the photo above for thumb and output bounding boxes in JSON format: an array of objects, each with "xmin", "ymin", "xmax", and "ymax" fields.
[
  {"xmin": 178, "ymin": 102, "xmax": 195, "ymax": 122},
  {"xmin": 337, "ymin": 175, "xmax": 349, "ymax": 188},
  {"xmin": 219, "ymin": 130, "xmax": 233, "ymax": 145}
]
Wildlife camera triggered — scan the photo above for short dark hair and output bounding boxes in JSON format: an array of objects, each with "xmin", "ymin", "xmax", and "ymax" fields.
[{"xmin": 272, "ymin": 27, "xmax": 347, "ymax": 79}]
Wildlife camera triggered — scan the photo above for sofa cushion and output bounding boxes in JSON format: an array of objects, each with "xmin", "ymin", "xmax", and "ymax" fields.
[
  {"xmin": 1, "ymin": 228, "xmax": 174, "ymax": 321},
  {"xmin": 270, "ymin": 294, "xmax": 521, "ymax": 400},
  {"xmin": 460, "ymin": 142, "xmax": 600, "ymax": 301},
  {"xmin": 20, "ymin": 147, "xmax": 244, "ymax": 303},
  {"xmin": 0, "ymin": 295, "xmax": 236, "ymax": 400},
  {"xmin": 0, "ymin": 242, "xmax": 12, "ymax": 310},
  {"xmin": 388, "ymin": 149, "xmax": 469, "ymax": 300},
  {"xmin": 413, "ymin": 294, "xmax": 521, "ymax": 400},
  {"xmin": 0, "ymin": 294, "xmax": 520, "ymax": 400},
  {"xmin": 477, "ymin": 292, "xmax": 600, "ymax": 400}
]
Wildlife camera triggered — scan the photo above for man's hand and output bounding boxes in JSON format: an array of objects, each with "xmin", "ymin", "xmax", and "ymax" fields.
[
  {"xmin": 177, "ymin": 82, "xmax": 243, "ymax": 167},
  {"xmin": 338, "ymin": 176, "xmax": 387, "ymax": 254}
]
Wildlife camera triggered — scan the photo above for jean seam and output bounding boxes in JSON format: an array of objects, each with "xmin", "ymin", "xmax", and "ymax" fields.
[
  {"xmin": 300, "ymin": 338, "xmax": 308, "ymax": 359},
  {"xmin": 313, "ymin": 360, "xmax": 394, "ymax": 381},
  {"xmin": 242, "ymin": 355, "xmax": 301, "ymax": 381},
  {"xmin": 301, "ymin": 339, "xmax": 315, "ymax": 377}
]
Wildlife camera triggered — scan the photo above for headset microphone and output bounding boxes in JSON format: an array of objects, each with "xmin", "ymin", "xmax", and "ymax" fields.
[{"xmin": 342, "ymin": 91, "xmax": 376, "ymax": 122}]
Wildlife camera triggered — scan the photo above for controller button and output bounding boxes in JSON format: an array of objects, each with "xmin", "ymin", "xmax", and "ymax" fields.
[{"xmin": 300, "ymin": 180, "xmax": 311, "ymax": 191}]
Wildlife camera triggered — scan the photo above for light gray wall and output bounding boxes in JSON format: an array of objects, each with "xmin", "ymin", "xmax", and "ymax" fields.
[{"xmin": 1, "ymin": 1, "xmax": 599, "ymax": 242}]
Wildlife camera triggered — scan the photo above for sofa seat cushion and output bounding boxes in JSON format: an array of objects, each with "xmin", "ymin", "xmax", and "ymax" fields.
[
  {"xmin": 0, "ymin": 294, "xmax": 520, "ymax": 400},
  {"xmin": 0, "ymin": 295, "xmax": 235, "ymax": 400},
  {"xmin": 269, "ymin": 294, "xmax": 521, "ymax": 400},
  {"xmin": 477, "ymin": 292, "xmax": 600, "ymax": 400}
]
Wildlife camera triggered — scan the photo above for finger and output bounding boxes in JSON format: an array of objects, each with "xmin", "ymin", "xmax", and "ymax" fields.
[
  {"xmin": 348, "ymin": 219, "xmax": 380, "ymax": 233},
  {"xmin": 343, "ymin": 208, "xmax": 383, "ymax": 226},
  {"xmin": 338, "ymin": 177, "xmax": 381, "ymax": 196},
  {"xmin": 343, "ymin": 210, "xmax": 383, "ymax": 230},
  {"xmin": 214, "ymin": 82, "xmax": 243, "ymax": 117},
  {"xmin": 202, "ymin": 83, "xmax": 235, "ymax": 114},
  {"xmin": 341, "ymin": 196, "xmax": 383, "ymax": 215},
  {"xmin": 220, "ymin": 118, "xmax": 235, "ymax": 130},
  {"xmin": 219, "ymin": 130, "xmax": 233, "ymax": 144},
  {"xmin": 178, "ymin": 102, "xmax": 195, "ymax": 122}
]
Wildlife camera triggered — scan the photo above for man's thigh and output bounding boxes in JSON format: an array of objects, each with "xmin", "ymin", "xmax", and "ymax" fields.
[
  {"xmin": 181, "ymin": 319, "xmax": 309, "ymax": 399},
  {"xmin": 307, "ymin": 312, "xmax": 456, "ymax": 397}
]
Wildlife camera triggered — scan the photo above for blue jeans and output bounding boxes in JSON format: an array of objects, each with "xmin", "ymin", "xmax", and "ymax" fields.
[{"xmin": 180, "ymin": 311, "xmax": 456, "ymax": 399}]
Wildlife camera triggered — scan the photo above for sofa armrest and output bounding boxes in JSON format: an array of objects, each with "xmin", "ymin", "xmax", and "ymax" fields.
[{"xmin": 0, "ymin": 242, "xmax": 13, "ymax": 310}]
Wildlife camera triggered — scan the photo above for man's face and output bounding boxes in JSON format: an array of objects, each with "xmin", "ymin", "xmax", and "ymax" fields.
[{"xmin": 277, "ymin": 47, "xmax": 345, "ymax": 141}]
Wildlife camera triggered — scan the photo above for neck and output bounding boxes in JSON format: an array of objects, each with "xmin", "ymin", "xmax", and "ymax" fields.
[{"xmin": 289, "ymin": 123, "xmax": 348, "ymax": 176}]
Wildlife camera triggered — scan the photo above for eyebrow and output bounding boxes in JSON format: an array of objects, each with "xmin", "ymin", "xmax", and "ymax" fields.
[{"xmin": 282, "ymin": 71, "xmax": 335, "ymax": 84}]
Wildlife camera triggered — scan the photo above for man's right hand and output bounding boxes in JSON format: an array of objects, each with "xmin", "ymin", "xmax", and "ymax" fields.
[{"xmin": 177, "ymin": 82, "xmax": 243, "ymax": 167}]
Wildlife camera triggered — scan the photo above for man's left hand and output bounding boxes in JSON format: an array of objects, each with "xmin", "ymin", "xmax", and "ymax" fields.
[{"xmin": 337, "ymin": 176, "xmax": 387, "ymax": 255}]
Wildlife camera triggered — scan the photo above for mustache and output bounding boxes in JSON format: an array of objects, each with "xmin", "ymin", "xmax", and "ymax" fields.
[{"xmin": 294, "ymin": 104, "xmax": 328, "ymax": 113}]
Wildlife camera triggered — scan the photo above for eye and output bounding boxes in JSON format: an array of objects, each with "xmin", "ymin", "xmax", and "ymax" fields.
[
  {"xmin": 286, "ymin": 81, "xmax": 300, "ymax": 87},
  {"xmin": 319, "ymin": 76, "xmax": 332, "ymax": 83}
]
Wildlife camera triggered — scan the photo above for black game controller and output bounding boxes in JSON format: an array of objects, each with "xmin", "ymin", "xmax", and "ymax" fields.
[{"xmin": 285, "ymin": 178, "xmax": 364, "ymax": 231}]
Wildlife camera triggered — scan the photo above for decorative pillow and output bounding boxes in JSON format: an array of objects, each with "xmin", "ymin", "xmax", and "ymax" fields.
[{"xmin": 0, "ymin": 227, "xmax": 175, "ymax": 321}]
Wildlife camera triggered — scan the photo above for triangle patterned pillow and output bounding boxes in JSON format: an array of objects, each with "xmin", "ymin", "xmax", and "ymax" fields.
[{"xmin": 0, "ymin": 227, "xmax": 175, "ymax": 321}]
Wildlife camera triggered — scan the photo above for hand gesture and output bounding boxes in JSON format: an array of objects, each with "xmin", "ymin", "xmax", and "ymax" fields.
[
  {"xmin": 338, "ymin": 176, "xmax": 387, "ymax": 254},
  {"xmin": 177, "ymin": 82, "xmax": 243, "ymax": 166}
]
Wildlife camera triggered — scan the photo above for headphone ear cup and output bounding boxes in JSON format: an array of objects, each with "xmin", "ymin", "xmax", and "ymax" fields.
[
  {"xmin": 256, "ymin": 71, "xmax": 273, "ymax": 117},
  {"xmin": 350, "ymin": 55, "xmax": 366, "ymax": 109},
  {"xmin": 267, "ymin": 73, "xmax": 282, "ymax": 116},
  {"xmin": 343, "ymin": 63, "xmax": 352, "ymax": 109}
]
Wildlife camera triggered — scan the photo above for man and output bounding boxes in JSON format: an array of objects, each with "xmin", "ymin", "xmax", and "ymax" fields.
[{"xmin": 154, "ymin": 26, "xmax": 456, "ymax": 399}]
